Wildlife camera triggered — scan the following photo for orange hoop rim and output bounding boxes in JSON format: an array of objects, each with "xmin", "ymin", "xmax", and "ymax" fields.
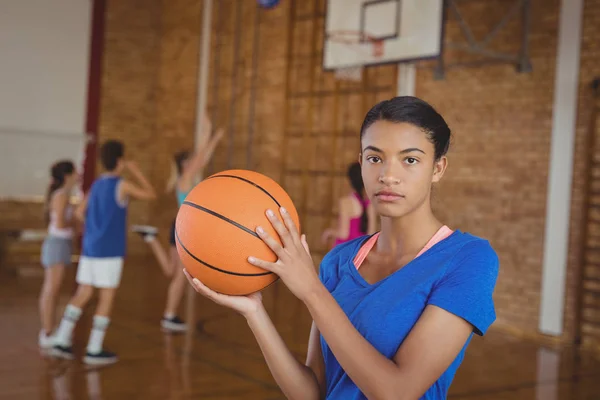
[{"xmin": 326, "ymin": 30, "xmax": 384, "ymax": 58}]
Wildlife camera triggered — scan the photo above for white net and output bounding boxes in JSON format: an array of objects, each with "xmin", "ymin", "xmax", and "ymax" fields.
[
  {"xmin": 327, "ymin": 32, "xmax": 384, "ymax": 82},
  {"xmin": 334, "ymin": 66, "xmax": 363, "ymax": 82}
]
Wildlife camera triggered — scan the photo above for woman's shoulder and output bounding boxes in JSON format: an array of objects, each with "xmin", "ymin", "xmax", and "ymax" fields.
[
  {"xmin": 443, "ymin": 231, "xmax": 499, "ymax": 275},
  {"xmin": 339, "ymin": 194, "xmax": 354, "ymax": 207},
  {"xmin": 340, "ymin": 193, "xmax": 364, "ymax": 215},
  {"xmin": 51, "ymin": 188, "xmax": 68, "ymax": 204},
  {"xmin": 451, "ymin": 231, "xmax": 497, "ymax": 256},
  {"xmin": 176, "ymin": 178, "xmax": 193, "ymax": 194}
]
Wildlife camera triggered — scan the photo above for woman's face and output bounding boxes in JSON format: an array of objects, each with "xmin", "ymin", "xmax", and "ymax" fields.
[
  {"xmin": 360, "ymin": 120, "xmax": 447, "ymax": 219},
  {"xmin": 64, "ymin": 170, "xmax": 80, "ymax": 188}
]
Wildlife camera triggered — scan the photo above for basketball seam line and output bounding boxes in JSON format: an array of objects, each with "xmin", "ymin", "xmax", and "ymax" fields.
[
  {"xmin": 207, "ymin": 174, "xmax": 282, "ymax": 208},
  {"xmin": 174, "ymin": 229, "xmax": 274, "ymax": 277},
  {"xmin": 182, "ymin": 201, "xmax": 260, "ymax": 238}
]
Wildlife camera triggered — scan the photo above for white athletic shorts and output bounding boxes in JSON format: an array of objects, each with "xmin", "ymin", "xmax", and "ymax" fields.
[{"xmin": 76, "ymin": 256, "xmax": 124, "ymax": 289}]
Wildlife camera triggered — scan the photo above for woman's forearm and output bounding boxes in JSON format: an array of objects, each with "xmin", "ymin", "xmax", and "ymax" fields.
[{"xmin": 246, "ymin": 306, "xmax": 321, "ymax": 400}]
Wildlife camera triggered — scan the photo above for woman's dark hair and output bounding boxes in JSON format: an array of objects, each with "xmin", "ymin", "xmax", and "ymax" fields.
[
  {"xmin": 45, "ymin": 160, "xmax": 75, "ymax": 223},
  {"xmin": 359, "ymin": 96, "xmax": 451, "ymax": 161},
  {"xmin": 347, "ymin": 162, "xmax": 368, "ymax": 234},
  {"xmin": 174, "ymin": 150, "xmax": 191, "ymax": 176}
]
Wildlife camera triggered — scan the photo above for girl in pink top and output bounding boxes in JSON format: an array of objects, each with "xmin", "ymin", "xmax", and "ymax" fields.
[{"xmin": 322, "ymin": 162, "xmax": 376, "ymax": 248}]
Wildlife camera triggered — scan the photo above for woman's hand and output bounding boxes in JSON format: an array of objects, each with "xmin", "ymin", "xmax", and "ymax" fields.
[
  {"xmin": 183, "ymin": 269, "xmax": 264, "ymax": 318},
  {"xmin": 248, "ymin": 207, "xmax": 322, "ymax": 303}
]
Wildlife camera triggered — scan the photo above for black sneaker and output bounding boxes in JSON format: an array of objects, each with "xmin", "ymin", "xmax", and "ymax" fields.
[
  {"xmin": 51, "ymin": 344, "xmax": 75, "ymax": 360},
  {"xmin": 161, "ymin": 316, "xmax": 188, "ymax": 332},
  {"xmin": 131, "ymin": 225, "xmax": 158, "ymax": 242},
  {"xmin": 84, "ymin": 350, "xmax": 118, "ymax": 366}
]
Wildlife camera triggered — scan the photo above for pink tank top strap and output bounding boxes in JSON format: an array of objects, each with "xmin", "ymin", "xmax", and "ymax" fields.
[
  {"xmin": 353, "ymin": 233, "xmax": 379, "ymax": 268},
  {"xmin": 415, "ymin": 225, "xmax": 453, "ymax": 258},
  {"xmin": 353, "ymin": 226, "xmax": 454, "ymax": 270}
]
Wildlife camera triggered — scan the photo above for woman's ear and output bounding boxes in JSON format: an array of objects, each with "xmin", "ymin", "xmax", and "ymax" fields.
[{"xmin": 432, "ymin": 156, "xmax": 447, "ymax": 183}]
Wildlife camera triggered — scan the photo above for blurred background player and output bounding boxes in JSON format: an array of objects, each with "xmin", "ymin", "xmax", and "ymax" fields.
[
  {"xmin": 38, "ymin": 160, "xmax": 80, "ymax": 350},
  {"xmin": 322, "ymin": 161, "xmax": 377, "ymax": 248},
  {"xmin": 51, "ymin": 140, "xmax": 158, "ymax": 365},
  {"xmin": 133, "ymin": 115, "xmax": 224, "ymax": 332}
]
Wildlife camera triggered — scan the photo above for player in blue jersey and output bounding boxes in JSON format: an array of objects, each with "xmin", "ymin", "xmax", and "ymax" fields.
[
  {"xmin": 184, "ymin": 96, "xmax": 499, "ymax": 399},
  {"xmin": 51, "ymin": 140, "xmax": 157, "ymax": 366}
]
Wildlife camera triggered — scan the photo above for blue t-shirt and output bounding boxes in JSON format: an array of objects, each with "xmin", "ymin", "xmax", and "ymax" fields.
[
  {"xmin": 82, "ymin": 175, "xmax": 128, "ymax": 258},
  {"xmin": 318, "ymin": 230, "xmax": 499, "ymax": 400}
]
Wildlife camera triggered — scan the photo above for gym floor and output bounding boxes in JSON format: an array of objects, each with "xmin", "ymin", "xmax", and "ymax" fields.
[{"xmin": 2, "ymin": 256, "xmax": 600, "ymax": 400}]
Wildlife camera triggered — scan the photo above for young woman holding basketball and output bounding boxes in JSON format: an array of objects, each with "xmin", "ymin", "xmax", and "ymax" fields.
[
  {"xmin": 135, "ymin": 114, "xmax": 224, "ymax": 332},
  {"xmin": 39, "ymin": 160, "xmax": 80, "ymax": 350},
  {"xmin": 184, "ymin": 96, "xmax": 499, "ymax": 399},
  {"xmin": 321, "ymin": 161, "xmax": 377, "ymax": 248}
]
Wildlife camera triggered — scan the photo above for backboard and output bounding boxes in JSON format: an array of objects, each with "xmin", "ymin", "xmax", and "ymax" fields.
[{"xmin": 323, "ymin": 0, "xmax": 445, "ymax": 70}]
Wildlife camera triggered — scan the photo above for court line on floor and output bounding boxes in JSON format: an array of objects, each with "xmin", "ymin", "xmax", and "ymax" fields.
[{"xmin": 106, "ymin": 305, "xmax": 281, "ymax": 393}]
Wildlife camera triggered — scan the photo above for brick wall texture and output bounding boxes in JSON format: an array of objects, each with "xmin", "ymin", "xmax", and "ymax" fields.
[{"xmin": 1, "ymin": 0, "xmax": 599, "ymax": 348}]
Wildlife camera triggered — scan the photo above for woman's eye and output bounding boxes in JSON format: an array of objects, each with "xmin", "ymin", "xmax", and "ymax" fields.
[
  {"xmin": 367, "ymin": 156, "xmax": 381, "ymax": 164},
  {"xmin": 405, "ymin": 157, "xmax": 418, "ymax": 165}
]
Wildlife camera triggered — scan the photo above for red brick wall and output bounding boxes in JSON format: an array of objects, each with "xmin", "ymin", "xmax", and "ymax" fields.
[
  {"xmin": 417, "ymin": 0, "xmax": 600, "ymax": 347},
  {"xmin": 150, "ymin": 0, "xmax": 203, "ymax": 251},
  {"xmin": 95, "ymin": 0, "xmax": 162, "ymax": 255},
  {"xmin": 418, "ymin": 0, "xmax": 561, "ymax": 338}
]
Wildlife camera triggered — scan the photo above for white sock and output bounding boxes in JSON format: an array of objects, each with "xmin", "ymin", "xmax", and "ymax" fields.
[
  {"xmin": 87, "ymin": 315, "xmax": 110, "ymax": 354},
  {"xmin": 164, "ymin": 312, "xmax": 175, "ymax": 320},
  {"xmin": 54, "ymin": 305, "xmax": 82, "ymax": 346}
]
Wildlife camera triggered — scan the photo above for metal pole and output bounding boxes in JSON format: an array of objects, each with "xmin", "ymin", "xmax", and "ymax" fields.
[
  {"xmin": 434, "ymin": 0, "xmax": 448, "ymax": 80},
  {"xmin": 209, "ymin": 0, "xmax": 222, "ymax": 174},
  {"xmin": 227, "ymin": 0, "xmax": 243, "ymax": 169},
  {"xmin": 194, "ymin": 0, "xmax": 213, "ymax": 146},
  {"xmin": 185, "ymin": 0, "xmax": 213, "ymax": 354},
  {"xmin": 247, "ymin": 4, "xmax": 262, "ymax": 169},
  {"xmin": 518, "ymin": 0, "xmax": 532, "ymax": 73}
]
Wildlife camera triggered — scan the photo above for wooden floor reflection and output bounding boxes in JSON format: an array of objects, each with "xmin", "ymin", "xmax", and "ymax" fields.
[{"xmin": 2, "ymin": 256, "xmax": 600, "ymax": 399}]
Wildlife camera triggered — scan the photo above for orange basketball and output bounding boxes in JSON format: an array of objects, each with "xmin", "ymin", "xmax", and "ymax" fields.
[{"xmin": 174, "ymin": 169, "xmax": 300, "ymax": 296}]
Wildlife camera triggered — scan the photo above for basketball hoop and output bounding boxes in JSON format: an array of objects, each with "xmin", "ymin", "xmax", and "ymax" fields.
[
  {"xmin": 326, "ymin": 30, "xmax": 384, "ymax": 82},
  {"xmin": 372, "ymin": 40, "xmax": 384, "ymax": 58}
]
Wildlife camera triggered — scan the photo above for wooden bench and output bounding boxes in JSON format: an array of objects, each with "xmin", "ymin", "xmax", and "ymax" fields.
[{"xmin": 0, "ymin": 229, "xmax": 47, "ymax": 277}]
